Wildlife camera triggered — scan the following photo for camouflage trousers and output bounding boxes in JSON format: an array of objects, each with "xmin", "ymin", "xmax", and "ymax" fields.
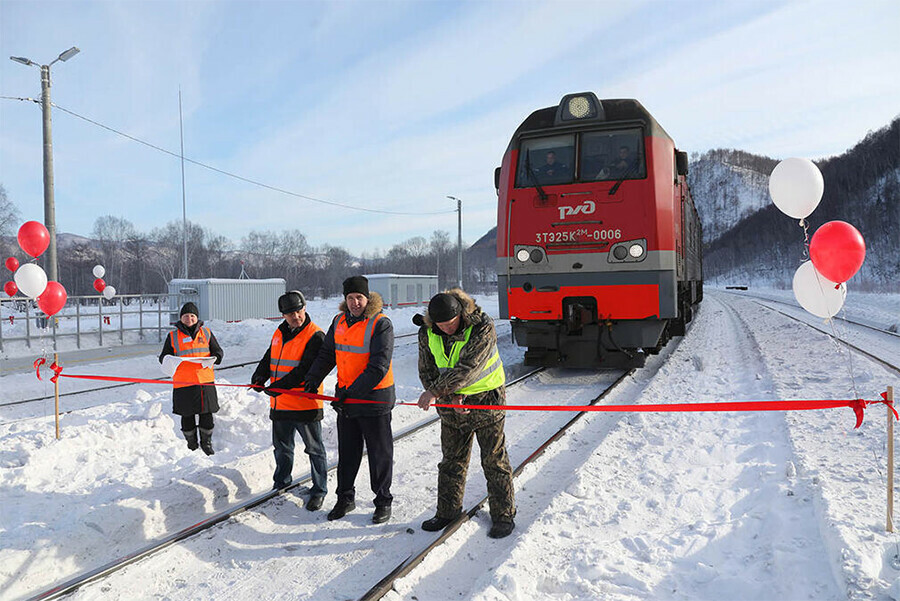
[{"xmin": 436, "ymin": 416, "xmax": 516, "ymax": 522}]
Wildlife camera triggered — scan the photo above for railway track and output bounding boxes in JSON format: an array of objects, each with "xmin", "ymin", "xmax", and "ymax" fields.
[
  {"xmin": 724, "ymin": 290, "xmax": 900, "ymax": 339},
  {"xmin": 358, "ymin": 367, "xmax": 635, "ymax": 601},
  {"xmin": 750, "ymin": 300, "xmax": 900, "ymax": 376},
  {"xmin": 27, "ymin": 365, "xmax": 545, "ymax": 601}
]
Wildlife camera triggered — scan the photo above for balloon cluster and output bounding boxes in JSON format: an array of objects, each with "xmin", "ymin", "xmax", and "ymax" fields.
[
  {"xmin": 91, "ymin": 264, "xmax": 117, "ymax": 300},
  {"xmin": 769, "ymin": 158, "xmax": 866, "ymax": 318},
  {"xmin": 3, "ymin": 221, "xmax": 68, "ymax": 317}
]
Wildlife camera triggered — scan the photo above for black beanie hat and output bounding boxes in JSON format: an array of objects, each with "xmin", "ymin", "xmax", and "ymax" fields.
[
  {"xmin": 278, "ymin": 290, "xmax": 306, "ymax": 314},
  {"xmin": 428, "ymin": 293, "xmax": 461, "ymax": 323},
  {"xmin": 342, "ymin": 275, "xmax": 369, "ymax": 297},
  {"xmin": 180, "ymin": 302, "xmax": 199, "ymax": 317}
]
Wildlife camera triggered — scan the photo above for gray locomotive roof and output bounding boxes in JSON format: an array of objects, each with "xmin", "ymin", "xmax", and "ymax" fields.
[{"xmin": 508, "ymin": 98, "xmax": 673, "ymax": 150}]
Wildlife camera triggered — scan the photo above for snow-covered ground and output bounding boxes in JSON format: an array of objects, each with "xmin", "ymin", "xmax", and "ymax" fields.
[{"xmin": 1, "ymin": 290, "xmax": 899, "ymax": 601}]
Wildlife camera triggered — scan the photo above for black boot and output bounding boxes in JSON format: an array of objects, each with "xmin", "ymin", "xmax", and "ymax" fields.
[
  {"xmin": 199, "ymin": 428, "xmax": 215, "ymax": 456},
  {"xmin": 488, "ymin": 518, "xmax": 515, "ymax": 539},
  {"xmin": 372, "ymin": 505, "xmax": 392, "ymax": 524},
  {"xmin": 327, "ymin": 498, "xmax": 355, "ymax": 521},
  {"xmin": 182, "ymin": 428, "xmax": 199, "ymax": 451},
  {"xmin": 421, "ymin": 513, "xmax": 459, "ymax": 532}
]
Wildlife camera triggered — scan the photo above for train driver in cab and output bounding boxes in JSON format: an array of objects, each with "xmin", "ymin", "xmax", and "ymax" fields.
[
  {"xmin": 535, "ymin": 150, "xmax": 570, "ymax": 183},
  {"xmin": 609, "ymin": 145, "xmax": 637, "ymax": 178}
]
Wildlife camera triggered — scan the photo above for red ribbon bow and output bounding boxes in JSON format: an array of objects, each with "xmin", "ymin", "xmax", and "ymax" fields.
[{"xmin": 32, "ymin": 357, "xmax": 63, "ymax": 383}]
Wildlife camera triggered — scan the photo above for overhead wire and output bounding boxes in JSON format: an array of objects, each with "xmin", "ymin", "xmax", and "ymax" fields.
[{"xmin": 3, "ymin": 96, "xmax": 456, "ymax": 217}]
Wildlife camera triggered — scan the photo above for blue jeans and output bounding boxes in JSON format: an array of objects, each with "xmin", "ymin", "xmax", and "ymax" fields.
[{"xmin": 272, "ymin": 419, "xmax": 327, "ymax": 495}]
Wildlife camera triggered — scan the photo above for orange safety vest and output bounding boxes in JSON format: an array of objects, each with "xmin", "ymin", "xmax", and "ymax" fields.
[
  {"xmin": 269, "ymin": 323, "xmax": 324, "ymax": 411},
  {"xmin": 170, "ymin": 326, "xmax": 215, "ymax": 388},
  {"xmin": 333, "ymin": 312, "xmax": 394, "ymax": 391}
]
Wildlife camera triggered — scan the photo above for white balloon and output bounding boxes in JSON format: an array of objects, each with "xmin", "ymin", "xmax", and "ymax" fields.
[
  {"xmin": 14, "ymin": 263, "xmax": 48, "ymax": 298},
  {"xmin": 102, "ymin": 285, "xmax": 116, "ymax": 300},
  {"xmin": 792, "ymin": 261, "xmax": 846, "ymax": 318},
  {"xmin": 769, "ymin": 158, "xmax": 824, "ymax": 219},
  {"xmin": 92, "ymin": 264, "xmax": 106, "ymax": 278}
]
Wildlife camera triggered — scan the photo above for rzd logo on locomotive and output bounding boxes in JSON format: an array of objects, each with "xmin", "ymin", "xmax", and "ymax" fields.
[{"xmin": 558, "ymin": 200, "xmax": 596, "ymax": 220}]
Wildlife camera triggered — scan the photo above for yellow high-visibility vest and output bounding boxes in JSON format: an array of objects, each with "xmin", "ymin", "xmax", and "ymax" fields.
[{"xmin": 427, "ymin": 325, "xmax": 505, "ymax": 395}]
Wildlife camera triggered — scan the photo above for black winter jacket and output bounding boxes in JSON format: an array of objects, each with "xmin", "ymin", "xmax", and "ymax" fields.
[
  {"xmin": 158, "ymin": 320, "xmax": 224, "ymax": 416},
  {"xmin": 304, "ymin": 292, "xmax": 395, "ymax": 418},
  {"xmin": 251, "ymin": 314, "xmax": 326, "ymax": 422}
]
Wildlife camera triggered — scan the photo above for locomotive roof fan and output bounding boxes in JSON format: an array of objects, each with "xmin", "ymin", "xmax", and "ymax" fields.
[{"xmin": 555, "ymin": 92, "xmax": 605, "ymax": 125}]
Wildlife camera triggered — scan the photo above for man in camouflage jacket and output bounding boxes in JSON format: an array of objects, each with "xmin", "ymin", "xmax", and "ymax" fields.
[{"xmin": 416, "ymin": 288, "xmax": 516, "ymax": 539}]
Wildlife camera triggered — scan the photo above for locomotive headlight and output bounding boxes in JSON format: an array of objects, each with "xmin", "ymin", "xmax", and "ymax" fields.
[
  {"xmin": 613, "ymin": 246, "xmax": 628, "ymax": 260},
  {"xmin": 567, "ymin": 96, "xmax": 591, "ymax": 118},
  {"xmin": 628, "ymin": 244, "xmax": 644, "ymax": 258},
  {"xmin": 516, "ymin": 249, "xmax": 531, "ymax": 262},
  {"xmin": 530, "ymin": 248, "xmax": 544, "ymax": 263}
]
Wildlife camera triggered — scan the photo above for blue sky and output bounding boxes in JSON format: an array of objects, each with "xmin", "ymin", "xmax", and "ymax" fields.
[{"xmin": 1, "ymin": 0, "xmax": 897, "ymax": 255}]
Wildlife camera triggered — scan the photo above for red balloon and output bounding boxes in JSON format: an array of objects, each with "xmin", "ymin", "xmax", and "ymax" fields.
[
  {"xmin": 809, "ymin": 220, "xmax": 866, "ymax": 284},
  {"xmin": 93, "ymin": 278, "xmax": 106, "ymax": 293},
  {"xmin": 3, "ymin": 281, "xmax": 17, "ymax": 297},
  {"xmin": 17, "ymin": 221, "xmax": 50, "ymax": 258},
  {"xmin": 4, "ymin": 256, "xmax": 18, "ymax": 272},
  {"xmin": 37, "ymin": 281, "xmax": 67, "ymax": 317}
]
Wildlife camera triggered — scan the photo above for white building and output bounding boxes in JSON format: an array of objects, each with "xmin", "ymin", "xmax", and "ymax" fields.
[
  {"xmin": 365, "ymin": 274, "xmax": 437, "ymax": 309},
  {"xmin": 168, "ymin": 278, "xmax": 285, "ymax": 322}
]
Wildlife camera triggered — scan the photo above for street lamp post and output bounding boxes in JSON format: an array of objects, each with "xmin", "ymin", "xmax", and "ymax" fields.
[
  {"xmin": 10, "ymin": 46, "xmax": 81, "ymax": 283},
  {"xmin": 447, "ymin": 196, "xmax": 462, "ymax": 288}
]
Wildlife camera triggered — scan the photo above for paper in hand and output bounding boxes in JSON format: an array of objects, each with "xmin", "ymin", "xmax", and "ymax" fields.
[
  {"xmin": 181, "ymin": 356, "xmax": 217, "ymax": 368},
  {"xmin": 160, "ymin": 355, "xmax": 181, "ymax": 377}
]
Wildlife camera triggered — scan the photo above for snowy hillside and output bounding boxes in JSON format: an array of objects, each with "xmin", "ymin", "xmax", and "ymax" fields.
[
  {"xmin": 688, "ymin": 150, "xmax": 775, "ymax": 244},
  {"xmin": 2, "ymin": 290, "xmax": 899, "ymax": 600},
  {"xmin": 692, "ymin": 119, "xmax": 899, "ymax": 291}
]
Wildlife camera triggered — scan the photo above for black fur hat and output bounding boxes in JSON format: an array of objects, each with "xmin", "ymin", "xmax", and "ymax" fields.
[{"xmin": 342, "ymin": 276, "xmax": 369, "ymax": 297}]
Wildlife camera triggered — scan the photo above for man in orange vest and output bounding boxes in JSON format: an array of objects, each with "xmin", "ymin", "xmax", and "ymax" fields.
[
  {"xmin": 251, "ymin": 290, "xmax": 328, "ymax": 510},
  {"xmin": 304, "ymin": 276, "xmax": 395, "ymax": 524},
  {"xmin": 159, "ymin": 302, "xmax": 223, "ymax": 455}
]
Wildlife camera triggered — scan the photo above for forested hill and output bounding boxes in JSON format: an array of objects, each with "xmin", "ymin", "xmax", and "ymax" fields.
[{"xmin": 691, "ymin": 118, "xmax": 899, "ymax": 290}]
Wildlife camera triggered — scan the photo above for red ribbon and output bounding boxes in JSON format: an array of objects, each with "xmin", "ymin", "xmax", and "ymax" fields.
[
  {"xmin": 37, "ymin": 361, "xmax": 895, "ymax": 428},
  {"xmin": 33, "ymin": 357, "xmax": 46, "ymax": 380}
]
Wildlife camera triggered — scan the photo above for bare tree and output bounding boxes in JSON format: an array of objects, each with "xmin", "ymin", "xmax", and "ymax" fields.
[
  {"xmin": 0, "ymin": 184, "xmax": 21, "ymax": 258},
  {"xmin": 91, "ymin": 215, "xmax": 138, "ymax": 291}
]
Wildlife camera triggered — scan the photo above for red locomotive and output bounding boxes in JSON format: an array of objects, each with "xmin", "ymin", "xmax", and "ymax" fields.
[{"xmin": 495, "ymin": 92, "xmax": 702, "ymax": 367}]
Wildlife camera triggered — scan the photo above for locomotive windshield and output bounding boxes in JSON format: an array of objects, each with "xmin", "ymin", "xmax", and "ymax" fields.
[
  {"xmin": 515, "ymin": 128, "xmax": 645, "ymax": 187},
  {"xmin": 516, "ymin": 135, "xmax": 575, "ymax": 186}
]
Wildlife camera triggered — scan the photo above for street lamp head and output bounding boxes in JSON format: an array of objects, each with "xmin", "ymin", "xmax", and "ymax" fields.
[
  {"xmin": 57, "ymin": 47, "xmax": 80, "ymax": 62},
  {"xmin": 10, "ymin": 56, "xmax": 36, "ymax": 67}
]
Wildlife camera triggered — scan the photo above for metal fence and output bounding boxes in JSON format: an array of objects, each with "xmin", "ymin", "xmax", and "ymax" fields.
[{"xmin": 0, "ymin": 293, "xmax": 178, "ymax": 352}]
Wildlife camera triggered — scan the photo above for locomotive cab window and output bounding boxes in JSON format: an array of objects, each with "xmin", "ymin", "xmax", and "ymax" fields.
[
  {"xmin": 579, "ymin": 128, "xmax": 645, "ymax": 182},
  {"xmin": 515, "ymin": 135, "xmax": 575, "ymax": 187}
]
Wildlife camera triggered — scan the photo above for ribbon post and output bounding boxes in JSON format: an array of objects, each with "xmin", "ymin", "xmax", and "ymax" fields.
[
  {"xmin": 53, "ymin": 354, "xmax": 60, "ymax": 440},
  {"xmin": 887, "ymin": 386, "xmax": 895, "ymax": 533}
]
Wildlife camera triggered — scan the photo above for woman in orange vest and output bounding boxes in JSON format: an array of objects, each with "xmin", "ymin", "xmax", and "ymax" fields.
[
  {"xmin": 304, "ymin": 276, "xmax": 395, "ymax": 524},
  {"xmin": 250, "ymin": 290, "xmax": 328, "ymax": 510},
  {"xmin": 158, "ymin": 302, "xmax": 223, "ymax": 455}
]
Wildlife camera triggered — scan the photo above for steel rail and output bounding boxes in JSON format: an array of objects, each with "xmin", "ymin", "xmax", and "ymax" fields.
[
  {"xmin": 725, "ymin": 291, "xmax": 900, "ymax": 339},
  {"xmin": 357, "ymin": 367, "xmax": 635, "ymax": 601},
  {"xmin": 25, "ymin": 366, "xmax": 545, "ymax": 601},
  {"xmin": 751, "ymin": 301, "xmax": 900, "ymax": 376}
]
